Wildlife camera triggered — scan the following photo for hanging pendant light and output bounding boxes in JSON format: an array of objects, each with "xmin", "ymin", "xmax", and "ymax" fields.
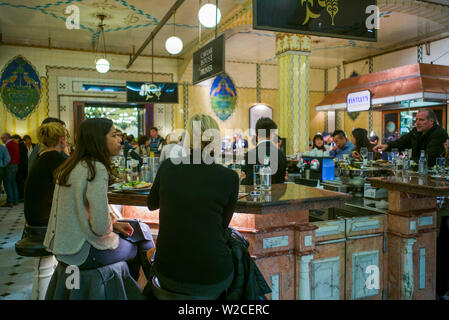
[
  {"xmin": 165, "ymin": 12, "xmax": 183, "ymax": 55},
  {"xmin": 96, "ymin": 58, "xmax": 110, "ymax": 73},
  {"xmin": 95, "ymin": 14, "xmax": 110, "ymax": 73},
  {"xmin": 198, "ymin": 3, "xmax": 221, "ymax": 28}
]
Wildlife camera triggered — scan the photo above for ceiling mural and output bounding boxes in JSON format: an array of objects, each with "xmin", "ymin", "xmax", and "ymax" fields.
[{"xmin": 0, "ymin": 1, "xmax": 447, "ymax": 68}]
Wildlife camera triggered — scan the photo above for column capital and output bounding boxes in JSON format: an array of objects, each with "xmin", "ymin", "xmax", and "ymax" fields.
[{"xmin": 275, "ymin": 33, "xmax": 311, "ymax": 56}]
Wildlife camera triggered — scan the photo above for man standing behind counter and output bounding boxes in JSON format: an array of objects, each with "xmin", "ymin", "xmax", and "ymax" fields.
[{"xmin": 373, "ymin": 109, "xmax": 448, "ymax": 166}]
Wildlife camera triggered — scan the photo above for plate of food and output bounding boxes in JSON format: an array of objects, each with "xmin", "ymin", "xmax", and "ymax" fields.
[{"xmin": 112, "ymin": 181, "xmax": 152, "ymax": 192}]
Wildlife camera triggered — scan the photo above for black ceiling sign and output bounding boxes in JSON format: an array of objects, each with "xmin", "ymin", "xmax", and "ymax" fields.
[
  {"xmin": 253, "ymin": 0, "xmax": 378, "ymax": 42},
  {"xmin": 126, "ymin": 82, "xmax": 179, "ymax": 104},
  {"xmin": 193, "ymin": 34, "xmax": 226, "ymax": 85}
]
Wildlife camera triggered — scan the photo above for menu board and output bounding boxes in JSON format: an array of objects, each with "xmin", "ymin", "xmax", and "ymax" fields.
[
  {"xmin": 253, "ymin": 0, "xmax": 378, "ymax": 42},
  {"xmin": 193, "ymin": 35, "xmax": 226, "ymax": 85}
]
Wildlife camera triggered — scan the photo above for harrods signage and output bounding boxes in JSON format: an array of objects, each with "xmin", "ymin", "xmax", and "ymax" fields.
[
  {"xmin": 253, "ymin": 0, "xmax": 378, "ymax": 42},
  {"xmin": 126, "ymin": 82, "xmax": 178, "ymax": 104},
  {"xmin": 193, "ymin": 34, "xmax": 226, "ymax": 85}
]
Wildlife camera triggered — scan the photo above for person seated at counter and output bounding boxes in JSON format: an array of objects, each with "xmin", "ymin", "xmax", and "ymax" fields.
[
  {"xmin": 241, "ymin": 117, "xmax": 287, "ymax": 185},
  {"xmin": 329, "ymin": 130, "xmax": 355, "ymax": 159},
  {"xmin": 24, "ymin": 122, "xmax": 67, "ymax": 227},
  {"xmin": 351, "ymin": 128, "xmax": 379, "ymax": 161},
  {"xmin": 44, "ymin": 118, "xmax": 154, "ymax": 281},
  {"xmin": 28, "ymin": 117, "xmax": 69, "ymax": 173},
  {"xmin": 312, "ymin": 134, "xmax": 327, "ymax": 152},
  {"xmin": 370, "ymin": 135, "xmax": 379, "ymax": 146},
  {"xmin": 322, "ymin": 131, "xmax": 333, "ymax": 149},
  {"xmin": 373, "ymin": 109, "xmax": 448, "ymax": 166},
  {"xmin": 147, "ymin": 114, "xmax": 239, "ymax": 298}
]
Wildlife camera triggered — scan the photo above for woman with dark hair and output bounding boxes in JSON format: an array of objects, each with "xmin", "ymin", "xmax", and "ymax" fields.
[
  {"xmin": 136, "ymin": 135, "xmax": 150, "ymax": 156},
  {"xmin": 312, "ymin": 134, "xmax": 327, "ymax": 152},
  {"xmin": 44, "ymin": 118, "xmax": 154, "ymax": 281},
  {"xmin": 351, "ymin": 128, "xmax": 377, "ymax": 161}
]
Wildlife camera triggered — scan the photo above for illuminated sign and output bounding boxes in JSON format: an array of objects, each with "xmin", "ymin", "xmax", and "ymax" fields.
[
  {"xmin": 347, "ymin": 90, "xmax": 372, "ymax": 112},
  {"xmin": 126, "ymin": 82, "xmax": 178, "ymax": 103}
]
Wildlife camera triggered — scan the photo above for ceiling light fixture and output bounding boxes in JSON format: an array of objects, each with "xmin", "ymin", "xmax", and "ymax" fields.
[
  {"xmin": 198, "ymin": 3, "xmax": 221, "ymax": 28},
  {"xmin": 95, "ymin": 14, "xmax": 110, "ymax": 73},
  {"xmin": 165, "ymin": 11, "xmax": 183, "ymax": 55}
]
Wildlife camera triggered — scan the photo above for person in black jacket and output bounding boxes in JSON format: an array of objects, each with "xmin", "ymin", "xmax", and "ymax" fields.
[
  {"xmin": 374, "ymin": 109, "xmax": 448, "ymax": 167},
  {"xmin": 24, "ymin": 122, "xmax": 67, "ymax": 226},
  {"xmin": 241, "ymin": 118, "xmax": 287, "ymax": 185},
  {"xmin": 147, "ymin": 114, "xmax": 239, "ymax": 298}
]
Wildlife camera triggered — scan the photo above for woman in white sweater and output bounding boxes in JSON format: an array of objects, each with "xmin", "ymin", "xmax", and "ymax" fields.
[{"xmin": 44, "ymin": 118, "xmax": 154, "ymax": 280}]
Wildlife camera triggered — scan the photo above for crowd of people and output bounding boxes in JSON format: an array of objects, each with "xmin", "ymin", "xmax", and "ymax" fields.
[
  {"xmin": 1, "ymin": 107, "xmax": 449, "ymax": 299},
  {"xmin": 0, "ymin": 114, "xmax": 281, "ymax": 300}
]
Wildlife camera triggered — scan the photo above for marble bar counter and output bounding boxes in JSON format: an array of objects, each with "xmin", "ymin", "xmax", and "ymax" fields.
[
  {"xmin": 108, "ymin": 183, "xmax": 351, "ymax": 300},
  {"xmin": 367, "ymin": 174, "xmax": 449, "ymax": 300}
]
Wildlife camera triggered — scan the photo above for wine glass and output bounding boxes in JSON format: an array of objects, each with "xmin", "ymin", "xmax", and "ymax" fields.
[{"xmin": 360, "ymin": 147, "xmax": 368, "ymax": 168}]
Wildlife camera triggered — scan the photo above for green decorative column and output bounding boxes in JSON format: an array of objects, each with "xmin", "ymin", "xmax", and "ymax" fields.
[{"xmin": 276, "ymin": 33, "xmax": 311, "ymax": 155}]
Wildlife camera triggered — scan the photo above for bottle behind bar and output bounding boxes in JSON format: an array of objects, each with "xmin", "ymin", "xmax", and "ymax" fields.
[
  {"xmin": 418, "ymin": 150, "xmax": 427, "ymax": 174},
  {"xmin": 403, "ymin": 149, "xmax": 410, "ymax": 170},
  {"xmin": 142, "ymin": 156, "xmax": 151, "ymax": 183},
  {"xmin": 260, "ymin": 155, "xmax": 272, "ymax": 191}
]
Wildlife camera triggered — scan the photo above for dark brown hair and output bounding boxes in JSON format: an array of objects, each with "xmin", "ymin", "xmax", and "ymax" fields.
[
  {"xmin": 55, "ymin": 118, "xmax": 116, "ymax": 186},
  {"xmin": 352, "ymin": 128, "xmax": 373, "ymax": 153},
  {"xmin": 312, "ymin": 134, "xmax": 326, "ymax": 151}
]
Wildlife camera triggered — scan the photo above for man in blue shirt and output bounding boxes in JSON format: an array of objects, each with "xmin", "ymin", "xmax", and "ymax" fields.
[
  {"xmin": 329, "ymin": 130, "xmax": 355, "ymax": 159},
  {"xmin": 149, "ymin": 127, "xmax": 164, "ymax": 155},
  {"xmin": 0, "ymin": 143, "xmax": 11, "ymax": 200}
]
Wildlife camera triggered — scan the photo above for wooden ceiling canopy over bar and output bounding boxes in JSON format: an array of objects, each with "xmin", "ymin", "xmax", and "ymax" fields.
[
  {"xmin": 126, "ymin": 0, "xmax": 185, "ymax": 69},
  {"xmin": 316, "ymin": 63, "xmax": 449, "ymax": 111}
]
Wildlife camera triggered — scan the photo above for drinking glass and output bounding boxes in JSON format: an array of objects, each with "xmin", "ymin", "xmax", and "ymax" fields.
[
  {"xmin": 253, "ymin": 165, "xmax": 262, "ymax": 190},
  {"xmin": 387, "ymin": 152, "xmax": 394, "ymax": 163},
  {"xmin": 436, "ymin": 157, "xmax": 446, "ymax": 175},
  {"xmin": 360, "ymin": 147, "xmax": 368, "ymax": 168},
  {"xmin": 367, "ymin": 152, "xmax": 374, "ymax": 163}
]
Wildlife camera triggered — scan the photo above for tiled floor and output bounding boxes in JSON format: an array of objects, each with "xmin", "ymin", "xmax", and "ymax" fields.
[{"xmin": 0, "ymin": 199, "xmax": 34, "ymax": 300}]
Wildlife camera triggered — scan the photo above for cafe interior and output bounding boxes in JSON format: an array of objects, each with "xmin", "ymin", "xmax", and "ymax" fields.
[{"xmin": 1, "ymin": 0, "xmax": 449, "ymax": 301}]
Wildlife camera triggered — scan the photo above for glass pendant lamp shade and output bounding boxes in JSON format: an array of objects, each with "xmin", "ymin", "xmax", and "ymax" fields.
[
  {"xmin": 198, "ymin": 4, "xmax": 221, "ymax": 28},
  {"xmin": 165, "ymin": 36, "xmax": 183, "ymax": 55},
  {"xmin": 96, "ymin": 58, "xmax": 110, "ymax": 73}
]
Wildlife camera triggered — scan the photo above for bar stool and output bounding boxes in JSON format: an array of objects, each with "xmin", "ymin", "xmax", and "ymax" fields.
[{"xmin": 15, "ymin": 224, "xmax": 56, "ymax": 300}]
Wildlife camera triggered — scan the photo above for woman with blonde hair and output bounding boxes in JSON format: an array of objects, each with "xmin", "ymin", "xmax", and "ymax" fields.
[
  {"xmin": 24, "ymin": 122, "xmax": 67, "ymax": 226},
  {"xmin": 147, "ymin": 114, "xmax": 239, "ymax": 299}
]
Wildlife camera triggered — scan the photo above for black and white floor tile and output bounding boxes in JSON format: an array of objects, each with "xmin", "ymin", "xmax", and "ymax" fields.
[{"xmin": 0, "ymin": 198, "xmax": 33, "ymax": 300}]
